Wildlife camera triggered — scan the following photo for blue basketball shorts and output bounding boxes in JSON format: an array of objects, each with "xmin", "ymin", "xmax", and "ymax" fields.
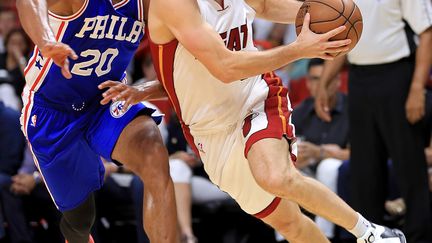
[{"xmin": 20, "ymin": 95, "xmax": 162, "ymax": 212}]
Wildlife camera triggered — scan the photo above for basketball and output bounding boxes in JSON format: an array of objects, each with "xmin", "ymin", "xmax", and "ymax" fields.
[{"xmin": 295, "ymin": 0, "xmax": 363, "ymax": 54}]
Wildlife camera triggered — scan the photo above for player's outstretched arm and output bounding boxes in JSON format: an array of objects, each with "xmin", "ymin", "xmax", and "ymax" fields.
[
  {"xmin": 152, "ymin": 0, "xmax": 350, "ymax": 83},
  {"xmin": 16, "ymin": 0, "xmax": 78, "ymax": 79},
  {"xmin": 246, "ymin": 0, "xmax": 303, "ymax": 24},
  {"xmin": 99, "ymin": 80, "xmax": 168, "ymax": 108}
]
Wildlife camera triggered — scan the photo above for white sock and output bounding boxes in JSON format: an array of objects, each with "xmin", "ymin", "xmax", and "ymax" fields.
[{"xmin": 348, "ymin": 213, "xmax": 372, "ymax": 238}]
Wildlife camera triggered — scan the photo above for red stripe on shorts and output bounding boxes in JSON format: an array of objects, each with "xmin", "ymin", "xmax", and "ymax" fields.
[
  {"xmin": 244, "ymin": 72, "xmax": 294, "ymax": 158},
  {"xmin": 254, "ymin": 197, "xmax": 282, "ymax": 219}
]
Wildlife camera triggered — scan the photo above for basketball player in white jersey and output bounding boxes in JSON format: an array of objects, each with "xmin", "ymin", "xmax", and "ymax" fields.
[{"xmin": 100, "ymin": 0, "xmax": 407, "ymax": 242}]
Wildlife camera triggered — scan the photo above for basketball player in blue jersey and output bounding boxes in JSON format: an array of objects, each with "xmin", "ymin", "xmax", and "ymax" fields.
[{"xmin": 16, "ymin": 0, "xmax": 178, "ymax": 242}]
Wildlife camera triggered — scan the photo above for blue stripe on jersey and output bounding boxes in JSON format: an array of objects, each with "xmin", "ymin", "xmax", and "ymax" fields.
[{"xmin": 36, "ymin": 0, "xmax": 144, "ymax": 106}]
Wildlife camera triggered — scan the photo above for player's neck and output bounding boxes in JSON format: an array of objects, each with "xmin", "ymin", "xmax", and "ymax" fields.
[{"xmin": 112, "ymin": 0, "xmax": 122, "ymax": 5}]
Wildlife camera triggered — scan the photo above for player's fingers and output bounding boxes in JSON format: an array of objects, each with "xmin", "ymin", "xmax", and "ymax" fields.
[
  {"xmin": 114, "ymin": 89, "xmax": 130, "ymax": 102},
  {"xmin": 60, "ymin": 45, "xmax": 78, "ymax": 60},
  {"xmin": 124, "ymin": 99, "xmax": 131, "ymax": 110},
  {"xmin": 301, "ymin": 13, "xmax": 311, "ymax": 32},
  {"xmin": 101, "ymin": 89, "xmax": 121, "ymax": 103},
  {"xmin": 325, "ymin": 46, "xmax": 350, "ymax": 54},
  {"xmin": 67, "ymin": 47, "xmax": 78, "ymax": 60},
  {"xmin": 100, "ymin": 97, "xmax": 112, "ymax": 105},
  {"xmin": 325, "ymin": 39, "xmax": 351, "ymax": 48},
  {"xmin": 99, "ymin": 81, "xmax": 120, "ymax": 89},
  {"xmin": 61, "ymin": 59, "xmax": 72, "ymax": 79},
  {"xmin": 101, "ymin": 92, "xmax": 119, "ymax": 104},
  {"xmin": 320, "ymin": 53, "xmax": 335, "ymax": 61},
  {"xmin": 323, "ymin": 26, "xmax": 346, "ymax": 40}
]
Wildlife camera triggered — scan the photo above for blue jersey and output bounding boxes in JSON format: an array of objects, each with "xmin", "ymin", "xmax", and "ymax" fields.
[{"xmin": 23, "ymin": 0, "xmax": 144, "ymax": 107}]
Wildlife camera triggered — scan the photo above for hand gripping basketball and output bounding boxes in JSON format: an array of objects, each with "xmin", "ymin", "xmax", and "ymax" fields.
[{"xmin": 294, "ymin": 13, "xmax": 351, "ymax": 60}]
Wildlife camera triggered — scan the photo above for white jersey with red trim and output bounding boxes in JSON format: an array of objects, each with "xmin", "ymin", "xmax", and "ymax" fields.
[{"xmin": 150, "ymin": 0, "xmax": 262, "ymax": 135}]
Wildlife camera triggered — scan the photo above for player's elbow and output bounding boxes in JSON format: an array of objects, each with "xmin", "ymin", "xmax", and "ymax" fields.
[
  {"xmin": 212, "ymin": 70, "xmax": 237, "ymax": 84},
  {"xmin": 209, "ymin": 61, "xmax": 241, "ymax": 84}
]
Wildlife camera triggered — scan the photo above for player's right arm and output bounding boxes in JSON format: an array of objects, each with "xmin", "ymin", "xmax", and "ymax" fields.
[
  {"xmin": 16, "ymin": 0, "xmax": 78, "ymax": 79},
  {"xmin": 151, "ymin": 0, "xmax": 351, "ymax": 83},
  {"xmin": 99, "ymin": 80, "xmax": 168, "ymax": 108},
  {"xmin": 314, "ymin": 55, "xmax": 347, "ymax": 122}
]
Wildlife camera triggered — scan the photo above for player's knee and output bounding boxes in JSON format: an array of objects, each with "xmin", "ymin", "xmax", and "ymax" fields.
[
  {"xmin": 128, "ymin": 121, "xmax": 167, "ymax": 171},
  {"xmin": 255, "ymin": 167, "xmax": 302, "ymax": 198}
]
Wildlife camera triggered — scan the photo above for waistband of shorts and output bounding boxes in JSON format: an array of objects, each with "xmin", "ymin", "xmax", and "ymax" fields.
[{"xmin": 31, "ymin": 94, "xmax": 103, "ymax": 114}]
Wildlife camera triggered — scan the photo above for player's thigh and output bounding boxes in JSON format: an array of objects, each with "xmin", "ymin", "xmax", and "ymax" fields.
[
  {"xmin": 194, "ymin": 129, "xmax": 276, "ymax": 215},
  {"xmin": 87, "ymin": 101, "xmax": 165, "ymax": 172},
  {"xmin": 112, "ymin": 115, "xmax": 163, "ymax": 163},
  {"xmin": 248, "ymin": 137, "xmax": 296, "ymax": 179}
]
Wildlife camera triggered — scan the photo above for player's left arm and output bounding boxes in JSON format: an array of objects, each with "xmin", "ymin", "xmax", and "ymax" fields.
[
  {"xmin": 402, "ymin": 0, "xmax": 432, "ymax": 124},
  {"xmin": 245, "ymin": 0, "xmax": 303, "ymax": 24},
  {"xmin": 99, "ymin": 80, "xmax": 168, "ymax": 108}
]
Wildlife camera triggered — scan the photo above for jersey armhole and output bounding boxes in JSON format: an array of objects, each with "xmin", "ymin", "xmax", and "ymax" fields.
[{"xmin": 48, "ymin": 0, "xmax": 89, "ymax": 22}]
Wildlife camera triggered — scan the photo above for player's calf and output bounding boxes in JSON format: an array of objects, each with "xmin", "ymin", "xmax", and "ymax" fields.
[{"xmin": 60, "ymin": 194, "xmax": 96, "ymax": 243}]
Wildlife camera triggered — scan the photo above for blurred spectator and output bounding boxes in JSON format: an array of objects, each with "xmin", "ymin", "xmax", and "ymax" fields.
[
  {"xmin": 292, "ymin": 59, "xmax": 349, "ymax": 240},
  {"xmin": 0, "ymin": 100, "xmax": 24, "ymax": 239},
  {"xmin": 0, "ymin": 101, "xmax": 61, "ymax": 242},
  {"xmin": 0, "ymin": 101, "xmax": 25, "ymax": 180},
  {"xmin": 0, "ymin": 28, "xmax": 32, "ymax": 106},
  {"xmin": 169, "ymin": 151, "xmax": 230, "ymax": 243},
  {"xmin": 0, "ymin": 9, "xmax": 17, "ymax": 54},
  {"xmin": 316, "ymin": 1, "xmax": 432, "ymax": 242},
  {"xmin": 0, "ymin": 147, "xmax": 63, "ymax": 243},
  {"xmin": 135, "ymin": 54, "xmax": 157, "ymax": 84}
]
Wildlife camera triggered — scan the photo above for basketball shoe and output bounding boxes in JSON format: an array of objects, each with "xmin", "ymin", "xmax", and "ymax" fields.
[{"xmin": 357, "ymin": 224, "xmax": 406, "ymax": 243}]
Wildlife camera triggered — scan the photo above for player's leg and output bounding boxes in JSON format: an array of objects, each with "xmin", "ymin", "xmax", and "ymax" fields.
[
  {"xmin": 60, "ymin": 194, "xmax": 96, "ymax": 243},
  {"xmin": 111, "ymin": 115, "xmax": 178, "ymax": 243},
  {"xmin": 260, "ymin": 199, "xmax": 329, "ymax": 243},
  {"xmin": 248, "ymin": 138, "xmax": 358, "ymax": 231},
  {"xmin": 243, "ymin": 73, "xmax": 405, "ymax": 242},
  {"xmin": 248, "ymin": 138, "xmax": 406, "ymax": 242}
]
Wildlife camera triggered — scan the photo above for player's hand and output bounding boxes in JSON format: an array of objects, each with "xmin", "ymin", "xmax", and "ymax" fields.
[
  {"xmin": 321, "ymin": 144, "xmax": 345, "ymax": 159},
  {"xmin": 298, "ymin": 141, "xmax": 321, "ymax": 161},
  {"xmin": 295, "ymin": 13, "xmax": 351, "ymax": 60},
  {"xmin": 315, "ymin": 84, "xmax": 332, "ymax": 122},
  {"xmin": 40, "ymin": 41, "xmax": 78, "ymax": 79},
  {"xmin": 99, "ymin": 81, "xmax": 146, "ymax": 108},
  {"xmin": 405, "ymin": 84, "xmax": 425, "ymax": 124}
]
